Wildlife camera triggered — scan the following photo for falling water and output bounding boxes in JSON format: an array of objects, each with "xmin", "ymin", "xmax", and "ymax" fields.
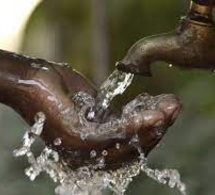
[
  {"xmin": 13, "ymin": 70, "xmax": 187, "ymax": 195},
  {"xmin": 87, "ymin": 69, "xmax": 134, "ymax": 121}
]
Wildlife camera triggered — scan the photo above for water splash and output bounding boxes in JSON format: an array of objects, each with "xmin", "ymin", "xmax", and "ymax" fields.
[
  {"xmin": 142, "ymin": 165, "xmax": 186, "ymax": 194},
  {"xmin": 54, "ymin": 138, "xmax": 62, "ymax": 146},
  {"xmin": 13, "ymin": 111, "xmax": 187, "ymax": 195},
  {"xmin": 13, "ymin": 112, "xmax": 46, "ymax": 157},
  {"xmin": 20, "ymin": 152, "xmax": 186, "ymax": 195},
  {"xmin": 13, "ymin": 70, "xmax": 187, "ymax": 195},
  {"xmin": 70, "ymin": 92, "xmax": 161, "ymax": 141},
  {"xmin": 31, "ymin": 62, "xmax": 49, "ymax": 71}
]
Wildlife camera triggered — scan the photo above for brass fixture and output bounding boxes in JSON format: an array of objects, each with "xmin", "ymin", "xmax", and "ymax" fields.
[{"xmin": 117, "ymin": 0, "xmax": 215, "ymax": 76}]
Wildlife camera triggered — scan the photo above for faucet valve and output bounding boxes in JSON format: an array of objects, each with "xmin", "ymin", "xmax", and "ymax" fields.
[
  {"xmin": 190, "ymin": 1, "xmax": 212, "ymax": 15},
  {"xmin": 188, "ymin": 0, "xmax": 214, "ymax": 25}
]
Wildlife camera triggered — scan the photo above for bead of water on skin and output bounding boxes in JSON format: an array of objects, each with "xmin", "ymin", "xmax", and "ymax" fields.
[
  {"xmin": 31, "ymin": 62, "xmax": 41, "ymax": 69},
  {"xmin": 90, "ymin": 150, "xmax": 97, "ymax": 158},
  {"xmin": 41, "ymin": 66, "xmax": 49, "ymax": 70},
  {"xmin": 102, "ymin": 150, "xmax": 108, "ymax": 156},
  {"xmin": 87, "ymin": 110, "xmax": 95, "ymax": 120},
  {"xmin": 130, "ymin": 134, "xmax": 139, "ymax": 144},
  {"xmin": 54, "ymin": 138, "xmax": 62, "ymax": 146},
  {"xmin": 115, "ymin": 143, "xmax": 121, "ymax": 149},
  {"xmin": 57, "ymin": 62, "xmax": 70, "ymax": 68}
]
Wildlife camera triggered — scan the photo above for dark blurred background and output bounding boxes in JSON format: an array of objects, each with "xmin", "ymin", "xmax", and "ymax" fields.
[{"xmin": 1, "ymin": 0, "xmax": 215, "ymax": 194}]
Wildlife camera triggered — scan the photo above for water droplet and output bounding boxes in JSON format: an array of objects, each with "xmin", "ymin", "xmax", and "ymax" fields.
[
  {"xmin": 41, "ymin": 66, "xmax": 49, "ymax": 71},
  {"xmin": 86, "ymin": 108, "xmax": 95, "ymax": 121},
  {"xmin": 77, "ymin": 166, "xmax": 91, "ymax": 179},
  {"xmin": 54, "ymin": 138, "xmax": 62, "ymax": 146},
  {"xmin": 25, "ymin": 167, "xmax": 37, "ymax": 181},
  {"xmin": 102, "ymin": 150, "xmax": 108, "ymax": 156},
  {"xmin": 13, "ymin": 147, "xmax": 28, "ymax": 157},
  {"xmin": 90, "ymin": 150, "xmax": 97, "ymax": 158},
  {"xmin": 115, "ymin": 143, "xmax": 121, "ymax": 150},
  {"xmin": 169, "ymin": 64, "xmax": 173, "ymax": 68},
  {"xmin": 97, "ymin": 157, "xmax": 105, "ymax": 169},
  {"xmin": 31, "ymin": 62, "xmax": 41, "ymax": 69},
  {"xmin": 129, "ymin": 134, "xmax": 140, "ymax": 145},
  {"xmin": 57, "ymin": 62, "xmax": 70, "ymax": 68},
  {"xmin": 13, "ymin": 112, "xmax": 45, "ymax": 157}
]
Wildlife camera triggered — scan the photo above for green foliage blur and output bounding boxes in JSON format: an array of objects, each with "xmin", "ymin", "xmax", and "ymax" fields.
[{"xmin": 1, "ymin": 0, "xmax": 215, "ymax": 194}]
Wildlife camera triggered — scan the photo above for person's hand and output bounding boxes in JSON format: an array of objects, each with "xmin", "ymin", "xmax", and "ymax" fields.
[{"xmin": 0, "ymin": 49, "xmax": 181, "ymax": 170}]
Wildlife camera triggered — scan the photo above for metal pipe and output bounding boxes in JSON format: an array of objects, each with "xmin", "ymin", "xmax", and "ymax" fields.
[{"xmin": 117, "ymin": 0, "xmax": 215, "ymax": 75}]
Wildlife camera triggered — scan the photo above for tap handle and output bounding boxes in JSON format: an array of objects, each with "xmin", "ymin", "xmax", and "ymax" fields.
[{"xmin": 189, "ymin": 0, "xmax": 214, "ymax": 23}]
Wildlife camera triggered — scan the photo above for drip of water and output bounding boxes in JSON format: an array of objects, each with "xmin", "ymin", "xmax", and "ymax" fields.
[
  {"xmin": 31, "ymin": 62, "xmax": 49, "ymax": 71},
  {"xmin": 54, "ymin": 138, "xmax": 62, "ymax": 146},
  {"xmin": 90, "ymin": 150, "xmax": 97, "ymax": 158},
  {"xmin": 115, "ymin": 143, "xmax": 121, "ymax": 150}
]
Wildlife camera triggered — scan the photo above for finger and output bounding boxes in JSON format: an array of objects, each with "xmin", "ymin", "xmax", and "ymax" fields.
[
  {"xmin": 156, "ymin": 94, "xmax": 182, "ymax": 124},
  {"xmin": 125, "ymin": 110, "xmax": 165, "ymax": 136}
]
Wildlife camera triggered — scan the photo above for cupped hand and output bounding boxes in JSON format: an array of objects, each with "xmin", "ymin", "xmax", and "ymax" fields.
[{"xmin": 0, "ymin": 49, "xmax": 181, "ymax": 170}]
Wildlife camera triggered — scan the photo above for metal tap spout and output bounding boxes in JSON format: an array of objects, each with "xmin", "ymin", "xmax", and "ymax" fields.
[{"xmin": 117, "ymin": 0, "xmax": 215, "ymax": 75}]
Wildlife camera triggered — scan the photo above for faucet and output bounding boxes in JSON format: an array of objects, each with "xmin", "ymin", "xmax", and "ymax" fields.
[{"xmin": 117, "ymin": 0, "xmax": 215, "ymax": 76}]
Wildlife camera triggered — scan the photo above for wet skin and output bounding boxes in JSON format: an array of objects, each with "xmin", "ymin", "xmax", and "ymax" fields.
[{"xmin": 0, "ymin": 49, "xmax": 181, "ymax": 170}]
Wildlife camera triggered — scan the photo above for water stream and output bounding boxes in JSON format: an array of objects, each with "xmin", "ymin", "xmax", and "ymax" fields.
[
  {"xmin": 87, "ymin": 69, "xmax": 134, "ymax": 121},
  {"xmin": 13, "ymin": 70, "xmax": 187, "ymax": 195}
]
